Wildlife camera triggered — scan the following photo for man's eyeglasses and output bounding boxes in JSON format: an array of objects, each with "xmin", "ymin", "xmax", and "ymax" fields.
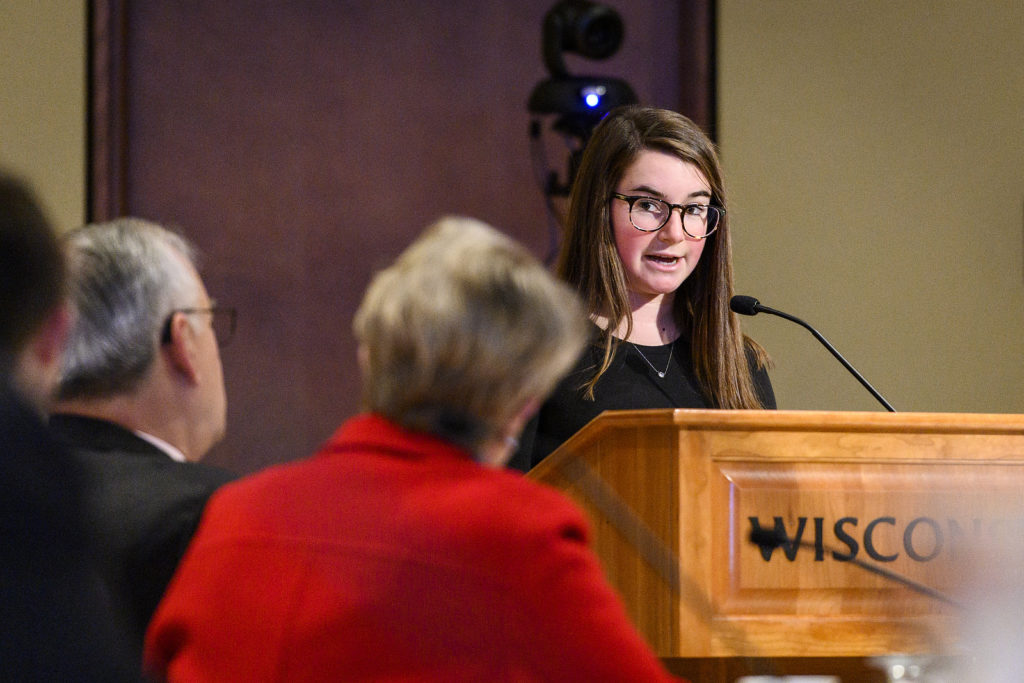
[
  {"xmin": 160, "ymin": 306, "xmax": 237, "ymax": 348},
  {"xmin": 611, "ymin": 193, "xmax": 724, "ymax": 239}
]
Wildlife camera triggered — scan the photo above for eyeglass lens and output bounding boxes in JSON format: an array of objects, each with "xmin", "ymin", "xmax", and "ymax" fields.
[{"xmin": 630, "ymin": 198, "xmax": 720, "ymax": 236}]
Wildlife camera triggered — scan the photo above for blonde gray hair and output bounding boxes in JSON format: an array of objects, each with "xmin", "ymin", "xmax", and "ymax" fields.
[
  {"xmin": 58, "ymin": 218, "xmax": 200, "ymax": 400},
  {"xmin": 354, "ymin": 216, "xmax": 588, "ymax": 453}
]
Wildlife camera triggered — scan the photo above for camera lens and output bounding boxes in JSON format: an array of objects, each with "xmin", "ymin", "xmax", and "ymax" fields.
[{"xmin": 575, "ymin": 11, "xmax": 623, "ymax": 59}]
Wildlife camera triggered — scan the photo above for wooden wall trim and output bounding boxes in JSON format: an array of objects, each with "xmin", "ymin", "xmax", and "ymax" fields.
[
  {"xmin": 87, "ymin": 0, "xmax": 128, "ymax": 221},
  {"xmin": 677, "ymin": 0, "xmax": 716, "ymax": 138}
]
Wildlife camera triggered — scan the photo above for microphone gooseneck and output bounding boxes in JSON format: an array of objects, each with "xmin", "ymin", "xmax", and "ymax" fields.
[{"xmin": 730, "ymin": 294, "xmax": 896, "ymax": 413}]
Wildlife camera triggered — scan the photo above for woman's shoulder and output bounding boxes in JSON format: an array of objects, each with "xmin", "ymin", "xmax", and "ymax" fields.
[{"xmin": 457, "ymin": 465, "xmax": 589, "ymax": 523}]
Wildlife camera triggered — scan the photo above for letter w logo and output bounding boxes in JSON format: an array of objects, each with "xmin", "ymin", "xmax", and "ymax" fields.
[{"xmin": 749, "ymin": 516, "xmax": 807, "ymax": 561}]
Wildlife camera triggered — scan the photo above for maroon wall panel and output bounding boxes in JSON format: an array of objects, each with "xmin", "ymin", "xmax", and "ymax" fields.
[{"xmin": 90, "ymin": 1, "xmax": 707, "ymax": 473}]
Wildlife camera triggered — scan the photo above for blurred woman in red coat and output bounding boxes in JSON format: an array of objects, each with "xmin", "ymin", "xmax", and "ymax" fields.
[{"xmin": 144, "ymin": 216, "xmax": 684, "ymax": 682}]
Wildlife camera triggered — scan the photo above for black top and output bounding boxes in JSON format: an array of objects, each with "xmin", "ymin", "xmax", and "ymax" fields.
[
  {"xmin": 509, "ymin": 331, "xmax": 776, "ymax": 472},
  {"xmin": 1, "ymin": 383, "xmax": 140, "ymax": 680},
  {"xmin": 48, "ymin": 414, "xmax": 237, "ymax": 658}
]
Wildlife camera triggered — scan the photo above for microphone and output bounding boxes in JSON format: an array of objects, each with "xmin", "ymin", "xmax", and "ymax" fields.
[
  {"xmin": 748, "ymin": 526, "xmax": 788, "ymax": 550},
  {"xmin": 730, "ymin": 295, "xmax": 896, "ymax": 412},
  {"xmin": 748, "ymin": 527, "xmax": 960, "ymax": 608}
]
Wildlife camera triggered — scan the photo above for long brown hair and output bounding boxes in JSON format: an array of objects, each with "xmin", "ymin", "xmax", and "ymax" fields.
[{"xmin": 556, "ymin": 105, "xmax": 769, "ymax": 408}]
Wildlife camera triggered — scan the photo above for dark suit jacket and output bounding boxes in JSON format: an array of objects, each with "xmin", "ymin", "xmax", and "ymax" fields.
[
  {"xmin": 1, "ymin": 384, "xmax": 139, "ymax": 680},
  {"xmin": 48, "ymin": 413, "xmax": 236, "ymax": 656}
]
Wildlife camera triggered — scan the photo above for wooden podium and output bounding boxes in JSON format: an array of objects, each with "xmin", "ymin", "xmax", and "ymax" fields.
[{"xmin": 528, "ymin": 409, "xmax": 1024, "ymax": 679}]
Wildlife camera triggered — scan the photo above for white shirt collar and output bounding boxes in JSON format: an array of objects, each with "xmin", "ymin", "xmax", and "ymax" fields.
[{"xmin": 133, "ymin": 430, "xmax": 187, "ymax": 463}]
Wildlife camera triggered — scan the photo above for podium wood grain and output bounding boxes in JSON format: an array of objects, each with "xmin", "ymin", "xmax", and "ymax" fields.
[{"xmin": 528, "ymin": 409, "xmax": 1024, "ymax": 660}]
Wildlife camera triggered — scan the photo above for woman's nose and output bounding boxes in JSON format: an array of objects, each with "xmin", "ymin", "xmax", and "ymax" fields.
[{"xmin": 656, "ymin": 208, "xmax": 687, "ymax": 243}]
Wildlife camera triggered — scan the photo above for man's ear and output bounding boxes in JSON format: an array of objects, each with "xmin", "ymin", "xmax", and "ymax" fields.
[
  {"xmin": 163, "ymin": 312, "xmax": 200, "ymax": 384},
  {"xmin": 12, "ymin": 304, "xmax": 71, "ymax": 413},
  {"xmin": 33, "ymin": 303, "xmax": 71, "ymax": 367}
]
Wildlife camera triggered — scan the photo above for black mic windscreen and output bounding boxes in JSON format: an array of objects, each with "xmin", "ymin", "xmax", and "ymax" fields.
[
  {"xmin": 748, "ymin": 527, "xmax": 786, "ymax": 549},
  {"xmin": 730, "ymin": 295, "xmax": 761, "ymax": 316}
]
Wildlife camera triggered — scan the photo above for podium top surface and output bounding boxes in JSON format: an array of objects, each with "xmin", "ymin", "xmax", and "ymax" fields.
[
  {"xmin": 557, "ymin": 407, "xmax": 1024, "ymax": 434},
  {"xmin": 532, "ymin": 408, "xmax": 1024, "ymax": 478}
]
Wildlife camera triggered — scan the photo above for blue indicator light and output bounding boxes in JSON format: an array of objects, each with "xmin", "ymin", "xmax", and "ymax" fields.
[{"xmin": 579, "ymin": 85, "xmax": 608, "ymax": 110}]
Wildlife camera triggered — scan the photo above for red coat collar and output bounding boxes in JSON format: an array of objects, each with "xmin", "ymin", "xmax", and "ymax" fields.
[{"xmin": 318, "ymin": 413, "xmax": 477, "ymax": 464}]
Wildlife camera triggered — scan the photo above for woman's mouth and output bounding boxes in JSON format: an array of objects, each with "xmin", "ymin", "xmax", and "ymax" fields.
[{"xmin": 645, "ymin": 254, "xmax": 680, "ymax": 266}]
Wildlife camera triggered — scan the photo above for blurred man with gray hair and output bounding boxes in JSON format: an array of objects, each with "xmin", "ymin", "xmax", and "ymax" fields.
[{"xmin": 50, "ymin": 217, "xmax": 236, "ymax": 658}]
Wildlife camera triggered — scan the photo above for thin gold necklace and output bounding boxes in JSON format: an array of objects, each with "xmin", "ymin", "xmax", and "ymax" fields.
[{"xmin": 630, "ymin": 340, "xmax": 674, "ymax": 379}]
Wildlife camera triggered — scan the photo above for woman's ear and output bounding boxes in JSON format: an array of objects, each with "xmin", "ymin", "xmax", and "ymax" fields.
[
  {"xmin": 508, "ymin": 398, "xmax": 540, "ymax": 435},
  {"xmin": 483, "ymin": 399, "xmax": 541, "ymax": 469},
  {"xmin": 163, "ymin": 312, "xmax": 200, "ymax": 384}
]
